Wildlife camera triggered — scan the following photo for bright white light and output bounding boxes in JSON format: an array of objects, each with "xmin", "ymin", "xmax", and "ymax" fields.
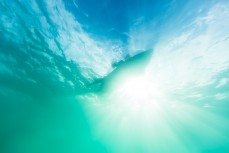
[{"xmin": 113, "ymin": 73, "xmax": 162, "ymax": 106}]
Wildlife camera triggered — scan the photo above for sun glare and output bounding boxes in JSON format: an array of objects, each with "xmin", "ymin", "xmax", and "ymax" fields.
[{"xmin": 114, "ymin": 74, "xmax": 162, "ymax": 105}]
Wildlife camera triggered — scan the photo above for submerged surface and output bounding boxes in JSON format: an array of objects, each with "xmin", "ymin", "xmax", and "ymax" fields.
[{"xmin": 0, "ymin": 0, "xmax": 229, "ymax": 153}]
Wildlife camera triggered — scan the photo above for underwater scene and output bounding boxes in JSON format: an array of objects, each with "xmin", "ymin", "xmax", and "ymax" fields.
[{"xmin": 0, "ymin": 0, "xmax": 229, "ymax": 153}]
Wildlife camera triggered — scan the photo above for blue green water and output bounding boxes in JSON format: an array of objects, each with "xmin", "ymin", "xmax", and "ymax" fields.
[{"xmin": 1, "ymin": 0, "xmax": 229, "ymax": 153}]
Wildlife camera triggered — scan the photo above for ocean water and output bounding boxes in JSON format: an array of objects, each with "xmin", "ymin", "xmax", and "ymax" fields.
[{"xmin": 0, "ymin": 0, "xmax": 229, "ymax": 153}]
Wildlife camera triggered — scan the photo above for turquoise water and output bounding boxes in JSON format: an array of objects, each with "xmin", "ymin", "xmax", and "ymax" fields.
[{"xmin": 1, "ymin": 0, "xmax": 229, "ymax": 153}]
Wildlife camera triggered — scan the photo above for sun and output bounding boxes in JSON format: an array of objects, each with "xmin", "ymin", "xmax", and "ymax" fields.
[{"xmin": 112, "ymin": 73, "xmax": 162, "ymax": 105}]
